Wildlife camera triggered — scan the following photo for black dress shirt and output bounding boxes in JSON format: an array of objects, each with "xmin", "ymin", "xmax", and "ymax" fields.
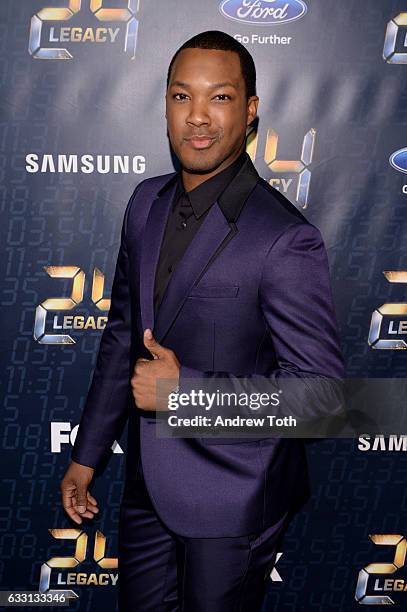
[{"xmin": 154, "ymin": 150, "xmax": 247, "ymax": 314}]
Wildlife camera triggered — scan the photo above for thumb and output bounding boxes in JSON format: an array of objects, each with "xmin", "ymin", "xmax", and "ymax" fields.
[
  {"xmin": 144, "ymin": 328, "xmax": 166, "ymax": 359},
  {"xmin": 75, "ymin": 484, "xmax": 88, "ymax": 514}
]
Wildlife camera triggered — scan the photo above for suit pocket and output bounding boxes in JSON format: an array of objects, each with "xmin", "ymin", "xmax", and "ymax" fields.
[{"xmin": 188, "ymin": 284, "xmax": 239, "ymax": 298}]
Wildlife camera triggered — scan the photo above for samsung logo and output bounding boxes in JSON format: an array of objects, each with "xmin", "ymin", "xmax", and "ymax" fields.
[
  {"xmin": 25, "ymin": 153, "xmax": 146, "ymax": 175},
  {"xmin": 358, "ymin": 435, "xmax": 407, "ymax": 452},
  {"xmin": 219, "ymin": 0, "xmax": 307, "ymax": 25},
  {"xmin": 389, "ymin": 147, "xmax": 407, "ymax": 174}
]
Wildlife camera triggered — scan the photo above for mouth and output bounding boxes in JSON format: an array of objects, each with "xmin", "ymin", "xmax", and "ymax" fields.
[{"xmin": 185, "ymin": 135, "xmax": 216, "ymax": 150}]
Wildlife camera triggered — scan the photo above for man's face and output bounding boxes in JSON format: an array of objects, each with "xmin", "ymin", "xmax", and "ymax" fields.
[{"xmin": 165, "ymin": 48, "xmax": 258, "ymax": 174}]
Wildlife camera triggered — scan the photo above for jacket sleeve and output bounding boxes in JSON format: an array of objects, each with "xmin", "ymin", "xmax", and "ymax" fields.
[
  {"xmin": 178, "ymin": 222, "xmax": 345, "ymax": 425},
  {"xmin": 71, "ymin": 181, "xmax": 144, "ymax": 469}
]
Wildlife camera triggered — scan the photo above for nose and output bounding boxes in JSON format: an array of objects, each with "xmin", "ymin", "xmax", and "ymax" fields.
[{"xmin": 186, "ymin": 97, "xmax": 210, "ymax": 128}]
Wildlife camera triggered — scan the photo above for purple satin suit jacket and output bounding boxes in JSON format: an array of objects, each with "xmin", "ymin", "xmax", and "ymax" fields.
[{"xmin": 71, "ymin": 153, "xmax": 345, "ymax": 537}]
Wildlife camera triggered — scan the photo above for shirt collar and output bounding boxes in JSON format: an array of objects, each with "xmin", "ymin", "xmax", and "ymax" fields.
[{"xmin": 175, "ymin": 149, "xmax": 248, "ymax": 219}]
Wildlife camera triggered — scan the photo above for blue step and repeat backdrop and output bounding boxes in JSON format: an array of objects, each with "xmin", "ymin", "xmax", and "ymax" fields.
[{"xmin": 2, "ymin": 1, "xmax": 407, "ymax": 610}]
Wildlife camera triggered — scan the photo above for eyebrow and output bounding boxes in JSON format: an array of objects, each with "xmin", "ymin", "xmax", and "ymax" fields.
[{"xmin": 170, "ymin": 80, "xmax": 237, "ymax": 90}]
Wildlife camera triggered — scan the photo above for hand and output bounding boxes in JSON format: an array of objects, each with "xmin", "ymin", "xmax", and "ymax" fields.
[
  {"xmin": 131, "ymin": 329, "xmax": 180, "ymax": 411},
  {"xmin": 60, "ymin": 461, "xmax": 99, "ymax": 525}
]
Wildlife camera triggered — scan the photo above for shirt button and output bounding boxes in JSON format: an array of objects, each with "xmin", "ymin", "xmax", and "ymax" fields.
[{"xmin": 181, "ymin": 221, "xmax": 187, "ymax": 229}]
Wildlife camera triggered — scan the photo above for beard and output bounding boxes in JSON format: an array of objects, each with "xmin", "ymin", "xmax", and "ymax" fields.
[{"xmin": 167, "ymin": 128, "xmax": 232, "ymax": 174}]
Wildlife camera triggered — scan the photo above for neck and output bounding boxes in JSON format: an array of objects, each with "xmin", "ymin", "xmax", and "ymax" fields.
[{"xmin": 181, "ymin": 144, "xmax": 246, "ymax": 192}]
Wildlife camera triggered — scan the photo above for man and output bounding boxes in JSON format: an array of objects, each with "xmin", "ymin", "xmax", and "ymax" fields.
[{"xmin": 61, "ymin": 30, "xmax": 344, "ymax": 611}]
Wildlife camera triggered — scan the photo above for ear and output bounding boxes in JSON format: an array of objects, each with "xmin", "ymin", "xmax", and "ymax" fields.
[{"xmin": 246, "ymin": 96, "xmax": 259, "ymax": 126}]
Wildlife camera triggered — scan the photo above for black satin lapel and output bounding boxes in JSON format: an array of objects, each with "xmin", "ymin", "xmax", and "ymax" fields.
[{"xmin": 139, "ymin": 180, "xmax": 178, "ymax": 332}]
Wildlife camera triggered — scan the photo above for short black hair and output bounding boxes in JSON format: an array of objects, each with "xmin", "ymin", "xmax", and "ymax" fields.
[{"xmin": 166, "ymin": 30, "xmax": 256, "ymax": 100}]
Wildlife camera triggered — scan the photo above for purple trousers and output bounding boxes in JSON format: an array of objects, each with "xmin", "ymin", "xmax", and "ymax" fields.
[{"xmin": 117, "ymin": 462, "xmax": 289, "ymax": 612}]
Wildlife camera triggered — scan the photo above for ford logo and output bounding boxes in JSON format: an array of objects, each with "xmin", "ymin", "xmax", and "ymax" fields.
[
  {"xmin": 219, "ymin": 0, "xmax": 307, "ymax": 26},
  {"xmin": 390, "ymin": 148, "xmax": 407, "ymax": 174}
]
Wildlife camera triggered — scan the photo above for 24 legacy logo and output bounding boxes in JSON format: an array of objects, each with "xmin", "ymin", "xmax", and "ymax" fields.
[
  {"xmin": 219, "ymin": 0, "xmax": 307, "ymax": 26},
  {"xmin": 29, "ymin": 0, "xmax": 140, "ymax": 60},
  {"xmin": 368, "ymin": 271, "xmax": 407, "ymax": 349},
  {"xmin": 383, "ymin": 12, "xmax": 407, "ymax": 64},
  {"xmin": 39, "ymin": 528, "xmax": 117, "ymax": 598},
  {"xmin": 34, "ymin": 266, "xmax": 111, "ymax": 344},
  {"xmin": 246, "ymin": 126, "xmax": 316, "ymax": 209},
  {"xmin": 356, "ymin": 535, "xmax": 407, "ymax": 605}
]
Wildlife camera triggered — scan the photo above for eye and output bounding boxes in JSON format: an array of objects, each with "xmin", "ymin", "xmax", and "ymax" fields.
[
  {"xmin": 214, "ymin": 94, "xmax": 231, "ymax": 101},
  {"xmin": 173, "ymin": 93, "xmax": 189, "ymax": 101}
]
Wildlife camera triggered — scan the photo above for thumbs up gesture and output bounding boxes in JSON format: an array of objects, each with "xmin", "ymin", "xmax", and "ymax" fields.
[{"xmin": 131, "ymin": 329, "xmax": 180, "ymax": 411}]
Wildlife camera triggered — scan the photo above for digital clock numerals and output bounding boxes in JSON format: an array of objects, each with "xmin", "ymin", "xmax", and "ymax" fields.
[{"xmin": 247, "ymin": 127, "xmax": 316, "ymax": 209}]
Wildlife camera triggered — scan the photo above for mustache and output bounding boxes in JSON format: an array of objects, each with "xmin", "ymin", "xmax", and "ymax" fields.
[{"xmin": 183, "ymin": 133, "xmax": 219, "ymax": 139}]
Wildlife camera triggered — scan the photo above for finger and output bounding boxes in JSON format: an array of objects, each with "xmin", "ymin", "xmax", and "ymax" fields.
[
  {"xmin": 131, "ymin": 376, "xmax": 144, "ymax": 392},
  {"xmin": 143, "ymin": 328, "xmax": 166, "ymax": 359},
  {"xmin": 74, "ymin": 484, "xmax": 88, "ymax": 514},
  {"xmin": 134, "ymin": 358, "xmax": 149, "ymax": 371},
  {"xmin": 61, "ymin": 485, "xmax": 86, "ymax": 525},
  {"xmin": 77, "ymin": 509, "xmax": 97, "ymax": 519},
  {"xmin": 133, "ymin": 360, "xmax": 149, "ymax": 377},
  {"xmin": 87, "ymin": 491, "xmax": 99, "ymax": 508},
  {"xmin": 67, "ymin": 510, "xmax": 83, "ymax": 525},
  {"xmin": 86, "ymin": 501, "xmax": 99, "ymax": 513}
]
